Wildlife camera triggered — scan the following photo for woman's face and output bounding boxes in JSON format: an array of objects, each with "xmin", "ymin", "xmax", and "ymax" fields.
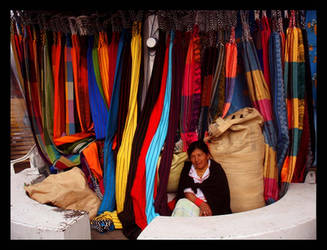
[{"xmin": 190, "ymin": 148, "xmax": 209, "ymax": 170}]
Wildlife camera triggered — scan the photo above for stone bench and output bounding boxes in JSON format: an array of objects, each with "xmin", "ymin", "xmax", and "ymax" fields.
[{"xmin": 138, "ymin": 182, "xmax": 316, "ymax": 239}]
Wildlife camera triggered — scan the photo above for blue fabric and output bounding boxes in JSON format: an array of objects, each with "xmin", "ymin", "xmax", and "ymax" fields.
[
  {"xmin": 87, "ymin": 36, "xmax": 109, "ymax": 140},
  {"xmin": 269, "ymin": 31, "xmax": 289, "ymax": 174},
  {"xmin": 145, "ymin": 30, "xmax": 174, "ymax": 224},
  {"xmin": 97, "ymin": 30, "xmax": 125, "ymax": 214}
]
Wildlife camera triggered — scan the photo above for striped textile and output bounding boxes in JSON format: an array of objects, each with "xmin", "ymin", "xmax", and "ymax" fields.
[
  {"xmin": 118, "ymin": 29, "xmax": 166, "ymax": 239},
  {"xmin": 52, "ymin": 32, "xmax": 66, "ymax": 139},
  {"xmin": 115, "ymin": 21, "xmax": 142, "ymax": 214},
  {"xmin": 97, "ymin": 29, "xmax": 126, "ymax": 215},
  {"xmin": 199, "ymin": 45, "xmax": 218, "ymax": 139},
  {"xmin": 97, "ymin": 32, "xmax": 111, "ymax": 107},
  {"xmin": 145, "ymin": 30, "xmax": 174, "ymax": 225},
  {"xmin": 87, "ymin": 35, "xmax": 109, "ymax": 140},
  {"xmin": 268, "ymin": 31, "xmax": 289, "ymax": 177},
  {"xmin": 180, "ymin": 24, "xmax": 201, "ymax": 151},
  {"xmin": 130, "ymin": 32, "xmax": 170, "ymax": 230},
  {"xmin": 71, "ymin": 34, "xmax": 93, "ymax": 133},
  {"xmin": 240, "ymin": 11, "xmax": 278, "ymax": 204},
  {"xmin": 221, "ymin": 28, "xmax": 237, "ymax": 118},
  {"xmin": 64, "ymin": 35, "xmax": 76, "ymax": 135},
  {"xmin": 280, "ymin": 16, "xmax": 306, "ymax": 195},
  {"xmin": 260, "ymin": 15, "xmax": 271, "ymax": 87},
  {"xmin": 154, "ymin": 30, "xmax": 188, "ymax": 216},
  {"xmin": 209, "ymin": 37, "xmax": 225, "ymax": 122}
]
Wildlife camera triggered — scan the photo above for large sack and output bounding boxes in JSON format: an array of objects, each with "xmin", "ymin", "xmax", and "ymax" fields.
[
  {"xmin": 156, "ymin": 152, "xmax": 188, "ymax": 193},
  {"xmin": 205, "ymin": 107, "xmax": 265, "ymax": 213},
  {"xmin": 24, "ymin": 167, "xmax": 100, "ymax": 220}
]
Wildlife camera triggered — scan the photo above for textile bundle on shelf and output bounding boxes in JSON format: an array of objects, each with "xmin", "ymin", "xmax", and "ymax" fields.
[{"xmin": 10, "ymin": 9, "xmax": 317, "ymax": 240}]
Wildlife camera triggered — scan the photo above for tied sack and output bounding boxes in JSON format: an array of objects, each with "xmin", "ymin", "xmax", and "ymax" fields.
[
  {"xmin": 24, "ymin": 167, "xmax": 100, "ymax": 220},
  {"xmin": 205, "ymin": 107, "xmax": 265, "ymax": 213}
]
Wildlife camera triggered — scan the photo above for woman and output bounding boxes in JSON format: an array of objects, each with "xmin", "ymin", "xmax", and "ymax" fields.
[{"xmin": 172, "ymin": 140, "xmax": 232, "ymax": 217}]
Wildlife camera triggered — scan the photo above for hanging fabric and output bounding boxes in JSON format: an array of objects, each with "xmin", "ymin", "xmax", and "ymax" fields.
[
  {"xmin": 221, "ymin": 27, "xmax": 237, "ymax": 118},
  {"xmin": 130, "ymin": 31, "xmax": 170, "ymax": 231},
  {"xmin": 145, "ymin": 29, "xmax": 174, "ymax": 225},
  {"xmin": 209, "ymin": 29, "xmax": 225, "ymax": 122},
  {"xmin": 71, "ymin": 34, "xmax": 93, "ymax": 133},
  {"xmin": 97, "ymin": 31, "xmax": 111, "ymax": 107},
  {"xmin": 268, "ymin": 10, "xmax": 289, "ymax": 179},
  {"xmin": 180, "ymin": 23, "xmax": 201, "ymax": 151},
  {"xmin": 280, "ymin": 10, "xmax": 307, "ymax": 196},
  {"xmin": 240, "ymin": 10, "xmax": 278, "ymax": 204},
  {"xmin": 260, "ymin": 11, "xmax": 271, "ymax": 88},
  {"xmin": 290, "ymin": 11, "xmax": 314, "ymax": 183},
  {"xmin": 52, "ymin": 32, "xmax": 66, "ymax": 139},
  {"xmin": 97, "ymin": 29, "xmax": 126, "ymax": 214},
  {"xmin": 118, "ymin": 28, "xmax": 166, "ymax": 239},
  {"xmin": 115, "ymin": 21, "xmax": 142, "ymax": 214},
  {"xmin": 87, "ymin": 35, "xmax": 109, "ymax": 140},
  {"xmin": 154, "ymin": 29, "xmax": 188, "ymax": 216}
]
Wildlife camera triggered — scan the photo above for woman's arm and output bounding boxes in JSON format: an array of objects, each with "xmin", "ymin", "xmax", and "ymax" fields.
[{"xmin": 184, "ymin": 192, "xmax": 212, "ymax": 216}]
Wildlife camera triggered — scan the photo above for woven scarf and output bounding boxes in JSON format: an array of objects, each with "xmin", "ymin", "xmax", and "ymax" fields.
[
  {"xmin": 280, "ymin": 13, "xmax": 306, "ymax": 194},
  {"xmin": 115, "ymin": 21, "xmax": 142, "ymax": 214},
  {"xmin": 154, "ymin": 30, "xmax": 188, "ymax": 216},
  {"xmin": 118, "ymin": 29, "xmax": 166, "ymax": 239},
  {"xmin": 180, "ymin": 24, "xmax": 201, "ymax": 151},
  {"xmin": 240, "ymin": 11, "xmax": 278, "ymax": 204}
]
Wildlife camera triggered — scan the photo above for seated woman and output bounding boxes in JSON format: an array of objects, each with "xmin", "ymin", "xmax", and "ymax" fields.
[{"xmin": 172, "ymin": 140, "xmax": 232, "ymax": 217}]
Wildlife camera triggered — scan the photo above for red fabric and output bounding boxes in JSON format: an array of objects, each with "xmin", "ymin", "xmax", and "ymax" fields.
[
  {"xmin": 71, "ymin": 34, "xmax": 93, "ymax": 133},
  {"xmin": 261, "ymin": 15, "xmax": 271, "ymax": 87},
  {"xmin": 130, "ymin": 36, "xmax": 170, "ymax": 230},
  {"xmin": 194, "ymin": 197, "xmax": 204, "ymax": 207},
  {"xmin": 52, "ymin": 32, "xmax": 66, "ymax": 139}
]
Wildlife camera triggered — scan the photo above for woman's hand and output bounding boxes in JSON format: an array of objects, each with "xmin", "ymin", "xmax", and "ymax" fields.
[{"xmin": 199, "ymin": 202, "xmax": 212, "ymax": 216}]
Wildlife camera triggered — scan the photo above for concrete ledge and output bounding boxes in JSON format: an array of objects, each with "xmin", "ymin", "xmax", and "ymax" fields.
[
  {"xmin": 10, "ymin": 167, "xmax": 91, "ymax": 239},
  {"xmin": 138, "ymin": 183, "xmax": 316, "ymax": 239}
]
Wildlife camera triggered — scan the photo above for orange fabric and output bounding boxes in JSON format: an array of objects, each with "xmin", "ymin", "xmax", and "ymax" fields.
[
  {"xmin": 82, "ymin": 141, "xmax": 103, "ymax": 181},
  {"xmin": 53, "ymin": 131, "xmax": 95, "ymax": 146},
  {"xmin": 98, "ymin": 32, "xmax": 111, "ymax": 107},
  {"xmin": 52, "ymin": 32, "xmax": 66, "ymax": 139}
]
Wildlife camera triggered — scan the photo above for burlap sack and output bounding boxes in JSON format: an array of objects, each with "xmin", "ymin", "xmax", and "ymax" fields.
[
  {"xmin": 205, "ymin": 107, "xmax": 265, "ymax": 213},
  {"xmin": 156, "ymin": 152, "xmax": 188, "ymax": 193},
  {"xmin": 24, "ymin": 167, "xmax": 100, "ymax": 220}
]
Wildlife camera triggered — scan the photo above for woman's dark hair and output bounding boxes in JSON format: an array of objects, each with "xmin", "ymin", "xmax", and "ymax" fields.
[{"xmin": 187, "ymin": 140, "xmax": 211, "ymax": 159}]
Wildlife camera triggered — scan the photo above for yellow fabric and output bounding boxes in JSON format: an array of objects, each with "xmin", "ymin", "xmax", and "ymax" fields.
[
  {"xmin": 92, "ymin": 211, "xmax": 122, "ymax": 229},
  {"xmin": 97, "ymin": 32, "xmax": 111, "ymax": 107},
  {"xmin": 115, "ymin": 22, "xmax": 142, "ymax": 213}
]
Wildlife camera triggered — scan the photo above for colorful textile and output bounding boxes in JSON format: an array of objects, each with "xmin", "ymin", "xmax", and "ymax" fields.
[
  {"xmin": 118, "ymin": 29, "xmax": 166, "ymax": 239},
  {"xmin": 280, "ymin": 14, "xmax": 306, "ymax": 195},
  {"xmin": 145, "ymin": 30, "xmax": 174, "ymax": 225},
  {"xmin": 115, "ymin": 22, "xmax": 142, "ymax": 214},
  {"xmin": 305, "ymin": 10, "xmax": 317, "ymax": 167},
  {"xmin": 221, "ymin": 28, "xmax": 237, "ymax": 118},
  {"xmin": 64, "ymin": 35, "xmax": 76, "ymax": 135},
  {"xmin": 52, "ymin": 32, "xmax": 66, "ymax": 139},
  {"xmin": 268, "ymin": 30, "xmax": 289, "ymax": 176},
  {"xmin": 154, "ymin": 30, "xmax": 188, "ymax": 216},
  {"xmin": 130, "ymin": 32, "xmax": 170, "ymax": 230},
  {"xmin": 240, "ymin": 11, "xmax": 278, "ymax": 204},
  {"xmin": 180, "ymin": 24, "xmax": 201, "ymax": 151},
  {"xmin": 97, "ymin": 29, "xmax": 126, "ymax": 214},
  {"xmin": 71, "ymin": 34, "xmax": 93, "ymax": 133},
  {"xmin": 87, "ymin": 35, "xmax": 109, "ymax": 140}
]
